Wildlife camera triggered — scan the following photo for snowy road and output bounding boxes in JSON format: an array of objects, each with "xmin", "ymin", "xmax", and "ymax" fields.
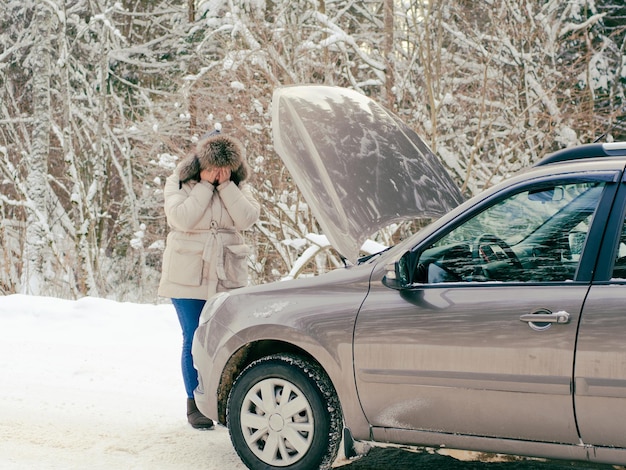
[
  {"xmin": 0, "ymin": 295, "xmax": 618, "ymax": 470},
  {"xmin": 0, "ymin": 295, "xmax": 247, "ymax": 470}
]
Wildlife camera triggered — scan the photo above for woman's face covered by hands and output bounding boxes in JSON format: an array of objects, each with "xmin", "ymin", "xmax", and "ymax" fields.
[{"xmin": 200, "ymin": 167, "xmax": 231, "ymax": 185}]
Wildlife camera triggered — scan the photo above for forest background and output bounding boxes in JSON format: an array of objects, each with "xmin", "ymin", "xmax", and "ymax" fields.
[{"xmin": 1, "ymin": 0, "xmax": 625, "ymax": 302}]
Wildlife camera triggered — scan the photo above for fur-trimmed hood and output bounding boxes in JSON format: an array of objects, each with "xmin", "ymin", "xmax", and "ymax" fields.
[{"xmin": 177, "ymin": 134, "xmax": 250, "ymax": 185}]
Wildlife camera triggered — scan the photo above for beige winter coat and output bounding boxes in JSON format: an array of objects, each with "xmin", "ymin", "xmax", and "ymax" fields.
[{"xmin": 158, "ymin": 173, "xmax": 260, "ymax": 300}]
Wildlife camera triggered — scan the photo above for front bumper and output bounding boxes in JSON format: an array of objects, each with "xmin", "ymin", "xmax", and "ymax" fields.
[{"xmin": 191, "ymin": 308, "xmax": 233, "ymax": 423}]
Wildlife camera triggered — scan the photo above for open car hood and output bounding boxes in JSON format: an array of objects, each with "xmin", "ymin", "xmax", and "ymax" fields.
[{"xmin": 271, "ymin": 85, "xmax": 464, "ymax": 263}]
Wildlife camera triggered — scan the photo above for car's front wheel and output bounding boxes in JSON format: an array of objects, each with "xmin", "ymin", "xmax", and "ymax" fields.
[{"xmin": 227, "ymin": 353, "xmax": 342, "ymax": 470}]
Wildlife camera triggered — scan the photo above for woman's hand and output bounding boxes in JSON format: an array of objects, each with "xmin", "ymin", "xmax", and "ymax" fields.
[
  {"xmin": 200, "ymin": 168, "xmax": 217, "ymax": 183},
  {"xmin": 200, "ymin": 167, "xmax": 230, "ymax": 184},
  {"xmin": 216, "ymin": 167, "xmax": 231, "ymax": 184}
]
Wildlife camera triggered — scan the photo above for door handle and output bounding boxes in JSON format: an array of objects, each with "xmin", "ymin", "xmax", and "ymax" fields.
[{"xmin": 520, "ymin": 309, "xmax": 570, "ymax": 331}]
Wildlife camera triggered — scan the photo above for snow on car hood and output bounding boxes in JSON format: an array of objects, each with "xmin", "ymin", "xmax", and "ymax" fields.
[{"xmin": 271, "ymin": 85, "xmax": 464, "ymax": 263}]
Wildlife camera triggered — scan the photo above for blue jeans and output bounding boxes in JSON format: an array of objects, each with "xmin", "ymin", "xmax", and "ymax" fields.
[{"xmin": 171, "ymin": 298, "xmax": 206, "ymax": 399}]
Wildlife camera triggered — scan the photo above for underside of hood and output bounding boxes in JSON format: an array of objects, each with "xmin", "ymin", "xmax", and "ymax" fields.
[{"xmin": 271, "ymin": 85, "xmax": 464, "ymax": 263}]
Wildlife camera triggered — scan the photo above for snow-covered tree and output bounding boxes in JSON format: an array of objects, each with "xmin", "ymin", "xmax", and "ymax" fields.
[
  {"xmin": 392, "ymin": 0, "xmax": 625, "ymax": 195},
  {"xmin": 21, "ymin": 2, "xmax": 54, "ymax": 295},
  {"xmin": 1, "ymin": 0, "xmax": 624, "ymax": 299}
]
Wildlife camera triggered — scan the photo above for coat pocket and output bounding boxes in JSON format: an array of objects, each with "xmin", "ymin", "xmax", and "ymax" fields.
[
  {"xmin": 221, "ymin": 244, "xmax": 250, "ymax": 289},
  {"xmin": 167, "ymin": 239, "xmax": 204, "ymax": 287}
]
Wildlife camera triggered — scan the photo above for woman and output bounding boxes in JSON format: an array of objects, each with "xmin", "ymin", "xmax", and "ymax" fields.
[{"xmin": 158, "ymin": 132, "xmax": 260, "ymax": 429}]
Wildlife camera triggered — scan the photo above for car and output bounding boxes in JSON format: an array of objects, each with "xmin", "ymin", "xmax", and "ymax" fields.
[{"xmin": 191, "ymin": 84, "xmax": 626, "ymax": 469}]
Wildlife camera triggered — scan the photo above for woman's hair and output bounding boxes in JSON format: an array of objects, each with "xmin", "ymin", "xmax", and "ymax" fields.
[{"xmin": 177, "ymin": 134, "xmax": 250, "ymax": 186}]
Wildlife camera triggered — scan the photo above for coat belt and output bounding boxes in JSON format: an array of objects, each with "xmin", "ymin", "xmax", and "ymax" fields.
[{"xmin": 202, "ymin": 221, "xmax": 236, "ymax": 281}]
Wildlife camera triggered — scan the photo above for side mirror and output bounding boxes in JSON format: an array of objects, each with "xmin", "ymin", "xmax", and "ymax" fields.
[
  {"xmin": 382, "ymin": 251, "xmax": 414, "ymax": 290},
  {"xmin": 382, "ymin": 262, "xmax": 403, "ymax": 290}
]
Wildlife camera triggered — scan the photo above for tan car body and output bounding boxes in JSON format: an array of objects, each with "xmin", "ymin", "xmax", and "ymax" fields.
[{"xmin": 192, "ymin": 86, "xmax": 626, "ymax": 467}]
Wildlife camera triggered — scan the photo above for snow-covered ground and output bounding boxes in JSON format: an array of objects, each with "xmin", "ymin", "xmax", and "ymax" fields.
[
  {"xmin": 0, "ymin": 294, "xmax": 247, "ymax": 470},
  {"xmin": 2, "ymin": 294, "xmax": 616, "ymax": 470}
]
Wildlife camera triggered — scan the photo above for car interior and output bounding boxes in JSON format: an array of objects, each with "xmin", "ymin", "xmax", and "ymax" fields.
[{"xmin": 404, "ymin": 182, "xmax": 606, "ymax": 285}]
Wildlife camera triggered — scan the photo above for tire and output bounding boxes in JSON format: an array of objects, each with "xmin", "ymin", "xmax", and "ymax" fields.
[{"xmin": 227, "ymin": 353, "xmax": 342, "ymax": 470}]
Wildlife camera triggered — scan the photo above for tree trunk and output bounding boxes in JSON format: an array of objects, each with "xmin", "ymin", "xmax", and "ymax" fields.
[
  {"xmin": 383, "ymin": 0, "xmax": 395, "ymax": 109},
  {"xmin": 21, "ymin": 2, "xmax": 53, "ymax": 295}
]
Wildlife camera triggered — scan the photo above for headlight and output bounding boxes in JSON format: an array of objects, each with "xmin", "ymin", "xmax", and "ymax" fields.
[{"xmin": 199, "ymin": 292, "xmax": 230, "ymax": 325}]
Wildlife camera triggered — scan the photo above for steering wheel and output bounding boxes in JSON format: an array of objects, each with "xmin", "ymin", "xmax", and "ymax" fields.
[{"xmin": 474, "ymin": 233, "xmax": 523, "ymax": 270}]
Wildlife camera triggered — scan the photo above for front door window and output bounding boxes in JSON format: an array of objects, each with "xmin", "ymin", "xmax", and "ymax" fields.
[{"xmin": 414, "ymin": 182, "xmax": 605, "ymax": 284}]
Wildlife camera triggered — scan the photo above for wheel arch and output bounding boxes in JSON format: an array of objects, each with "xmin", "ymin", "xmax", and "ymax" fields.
[{"xmin": 216, "ymin": 340, "xmax": 325, "ymax": 425}]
